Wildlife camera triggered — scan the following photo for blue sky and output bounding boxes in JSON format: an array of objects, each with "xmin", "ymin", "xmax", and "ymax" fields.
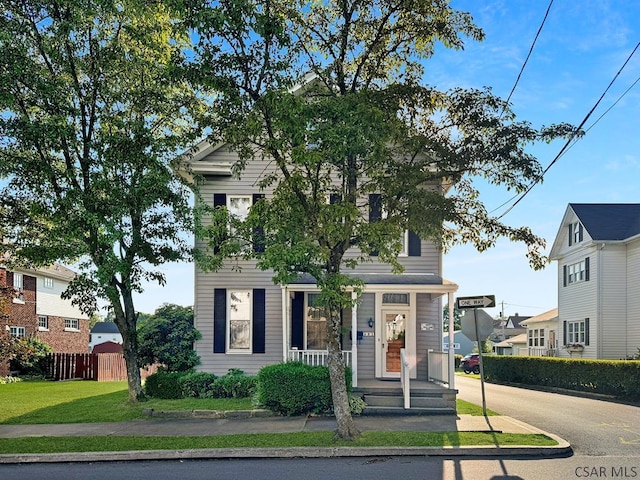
[{"xmin": 134, "ymin": 1, "xmax": 640, "ymax": 318}]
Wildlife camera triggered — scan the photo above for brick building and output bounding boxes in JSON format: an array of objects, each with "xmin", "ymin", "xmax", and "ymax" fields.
[{"xmin": 0, "ymin": 265, "xmax": 89, "ymax": 376}]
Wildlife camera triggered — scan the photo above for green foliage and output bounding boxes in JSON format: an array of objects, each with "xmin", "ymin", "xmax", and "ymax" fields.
[
  {"xmin": 0, "ymin": 376, "xmax": 22, "ymax": 385},
  {"xmin": 255, "ymin": 362, "xmax": 351, "ymax": 416},
  {"xmin": 10, "ymin": 336, "xmax": 53, "ymax": 375},
  {"xmin": 443, "ymin": 304, "xmax": 463, "ymax": 332},
  {"xmin": 144, "ymin": 370, "xmax": 189, "ymax": 399},
  {"xmin": 210, "ymin": 369, "xmax": 257, "ymax": 399},
  {"xmin": 137, "ymin": 304, "xmax": 201, "ymax": 372},
  {"xmin": 454, "ymin": 354, "xmax": 463, "ymax": 369},
  {"xmin": 178, "ymin": 371, "xmax": 218, "ymax": 399},
  {"xmin": 483, "ymin": 356, "xmax": 640, "ymax": 399}
]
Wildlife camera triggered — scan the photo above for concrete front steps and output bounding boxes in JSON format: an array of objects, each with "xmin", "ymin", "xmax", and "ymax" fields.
[{"xmin": 354, "ymin": 382, "xmax": 457, "ymax": 416}]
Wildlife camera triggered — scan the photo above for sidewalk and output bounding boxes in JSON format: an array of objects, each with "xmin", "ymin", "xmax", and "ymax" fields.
[{"xmin": 0, "ymin": 412, "xmax": 571, "ymax": 463}]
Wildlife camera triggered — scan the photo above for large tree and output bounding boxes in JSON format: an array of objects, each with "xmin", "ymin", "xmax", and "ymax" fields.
[
  {"xmin": 0, "ymin": 0, "xmax": 202, "ymax": 400},
  {"xmin": 187, "ymin": 0, "xmax": 576, "ymax": 439}
]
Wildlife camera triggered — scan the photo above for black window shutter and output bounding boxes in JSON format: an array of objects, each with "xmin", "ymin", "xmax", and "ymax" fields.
[
  {"xmin": 213, "ymin": 194, "xmax": 227, "ymax": 255},
  {"xmin": 584, "ymin": 318, "xmax": 590, "ymax": 345},
  {"xmin": 585, "ymin": 257, "xmax": 590, "ymax": 281},
  {"xmin": 369, "ymin": 194, "xmax": 382, "ymax": 257},
  {"xmin": 252, "ymin": 194, "xmax": 265, "ymax": 253},
  {"xmin": 213, "ymin": 288, "xmax": 227, "ymax": 353},
  {"xmin": 252, "ymin": 288, "xmax": 266, "ymax": 353},
  {"xmin": 563, "ymin": 321, "xmax": 568, "ymax": 345},
  {"xmin": 291, "ymin": 292, "xmax": 305, "ymax": 350},
  {"xmin": 568, "ymin": 224, "xmax": 573, "ymax": 246},
  {"xmin": 408, "ymin": 231, "xmax": 421, "ymax": 256},
  {"xmin": 329, "ymin": 194, "xmax": 341, "ymax": 205},
  {"xmin": 563, "ymin": 265, "xmax": 567, "ymax": 287},
  {"xmin": 578, "ymin": 223, "xmax": 584, "ymax": 242}
]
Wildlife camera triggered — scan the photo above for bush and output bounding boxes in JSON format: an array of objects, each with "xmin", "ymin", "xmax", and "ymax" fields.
[
  {"xmin": 144, "ymin": 370, "xmax": 189, "ymax": 399},
  {"xmin": 255, "ymin": 362, "xmax": 351, "ymax": 416},
  {"xmin": 0, "ymin": 376, "xmax": 22, "ymax": 385},
  {"xmin": 9, "ymin": 336, "xmax": 52, "ymax": 376},
  {"xmin": 211, "ymin": 369, "xmax": 257, "ymax": 398},
  {"xmin": 179, "ymin": 371, "xmax": 217, "ymax": 399},
  {"xmin": 483, "ymin": 356, "xmax": 640, "ymax": 399}
]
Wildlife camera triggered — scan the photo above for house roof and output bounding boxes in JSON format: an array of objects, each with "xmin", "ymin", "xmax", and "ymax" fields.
[
  {"xmin": 520, "ymin": 308, "xmax": 558, "ymax": 326},
  {"xmin": 91, "ymin": 322, "xmax": 121, "ymax": 334},
  {"xmin": 570, "ymin": 203, "xmax": 640, "ymax": 241},
  {"xmin": 494, "ymin": 332, "xmax": 528, "ymax": 347}
]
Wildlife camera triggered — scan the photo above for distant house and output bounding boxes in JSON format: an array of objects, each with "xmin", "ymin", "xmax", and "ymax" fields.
[
  {"xmin": 493, "ymin": 333, "xmax": 528, "ymax": 356},
  {"xmin": 442, "ymin": 330, "xmax": 475, "ymax": 356},
  {"xmin": 550, "ymin": 203, "xmax": 640, "ymax": 359},
  {"xmin": 520, "ymin": 308, "xmax": 559, "ymax": 357},
  {"xmin": 489, "ymin": 314, "xmax": 529, "ymax": 343},
  {"xmin": 89, "ymin": 322, "xmax": 123, "ymax": 352},
  {"xmin": 0, "ymin": 264, "xmax": 89, "ymax": 376}
]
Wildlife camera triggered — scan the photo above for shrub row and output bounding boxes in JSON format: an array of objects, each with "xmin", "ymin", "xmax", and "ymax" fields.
[
  {"xmin": 483, "ymin": 355, "xmax": 640, "ymax": 399},
  {"xmin": 144, "ymin": 369, "xmax": 256, "ymax": 399},
  {"xmin": 255, "ymin": 362, "xmax": 352, "ymax": 416}
]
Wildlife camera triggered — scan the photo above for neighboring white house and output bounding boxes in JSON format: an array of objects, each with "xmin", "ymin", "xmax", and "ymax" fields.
[
  {"xmin": 89, "ymin": 322, "xmax": 123, "ymax": 352},
  {"xmin": 520, "ymin": 308, "xmax": 559, "ymax": 357},
  {"xmin": 493, "ymin": 333, "xmax": 528, "ymax": 356},
  {"xmin": 549, "ymin": 203, "xmax": 640, "ymax": 359}
]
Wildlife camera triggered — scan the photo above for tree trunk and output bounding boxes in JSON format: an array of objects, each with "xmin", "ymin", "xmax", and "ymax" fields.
[{"xmin": 327, "ymin": 310, "xmax": 360, "ymax": 441}]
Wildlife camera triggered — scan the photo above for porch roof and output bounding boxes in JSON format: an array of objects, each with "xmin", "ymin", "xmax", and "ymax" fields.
[{"xmin": 287, "ymin": 272, "xmax": 458, "ymax": 294}]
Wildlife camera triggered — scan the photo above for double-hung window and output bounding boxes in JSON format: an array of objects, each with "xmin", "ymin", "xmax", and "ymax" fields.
[
  {"xmin": 38, "ymin": 316, "xmax": 49, "ymax": 331},
  {"xmin": 65, "ymin": 318, "xmax": 80, "ymax": 331},
  {"xmin": 10, "ymin": 326, "xmax": 26, "ymax": 338},
  {"xmin": 306, "ymin": 293, "xmax": 328, "ymax": 350},
  {"xmin": 13, "ymin": 273, "xmax": 23, "ymax": 291},
  {"xmin": 567, "ymin": 320, "xmax": 585, "ymax": 344},
  {"xmin": 228, "ymin": 290, "xmax": 252, "ymax": 353},
  {"xmin": 228, "ymin": 196, "xmax": 252, "ymax": 251},
  {"xmin": 567, "ymin": 260, "xmax": 586, "ymax": 284},
  {"xmin": 44, "ymin": 277, "xmax": 54, "ymax": 289}
]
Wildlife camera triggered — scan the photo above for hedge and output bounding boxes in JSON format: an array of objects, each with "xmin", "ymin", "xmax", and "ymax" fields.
[
  {"xmin": 483, "ymin": 355, "xmax": 640, "ymax": 399},
  {"xmin": 255, "ymin": 362, "xmax": 352, "ymax": 416}
]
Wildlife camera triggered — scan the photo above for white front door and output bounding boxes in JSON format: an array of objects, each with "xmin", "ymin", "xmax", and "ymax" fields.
[{"xmin": 380, "ymin": 308, "xmax": 408, "ymax": 378}]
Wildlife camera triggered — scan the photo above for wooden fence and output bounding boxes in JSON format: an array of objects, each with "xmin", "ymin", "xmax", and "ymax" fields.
[{"xmin": 44, "ymin": 353, "xmax": 158, "ymax": 382}]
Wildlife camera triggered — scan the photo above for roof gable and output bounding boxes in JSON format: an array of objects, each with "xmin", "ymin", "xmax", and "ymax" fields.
[{"xmin": 570, "ymin": 203, "xmax": 640, "ymax": 241}]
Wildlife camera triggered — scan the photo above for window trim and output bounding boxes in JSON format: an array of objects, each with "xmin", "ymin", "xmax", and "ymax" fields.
[
  {"xmin": 227, "ymin": 290, "xmax": 253, "ymax": 354},
  {"xmin": 10, "ymin": 326, "xmax": 26, "ymax": 339},
  {"xmin": 38, "ymin": 315, "xmax": 49, "ymax": 331},
  {"xmin": 567, "ymin": 320, "xmax": 585, "ymax": 344},
  {"xmin": 64, "ymin": 318, "xmax": 80, "ymax": 332}
]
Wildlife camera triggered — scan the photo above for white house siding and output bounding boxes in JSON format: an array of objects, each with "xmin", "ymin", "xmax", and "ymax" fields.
[
  {"xmin": 36, "ymin": 276, "xmax": 86, "ymax": 319},
  {"xmin": 557, "ymin": 245, "xmax": 598, "ymax": 359},
  {"xmin": 599, "ymin": 245, "xmax": 628, "ymax": 359},
  {"xmin": 626, "ymin": 240, "xmax": 640, "ymax": 357}
]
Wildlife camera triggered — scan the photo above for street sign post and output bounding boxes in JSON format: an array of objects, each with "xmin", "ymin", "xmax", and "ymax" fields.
[
  {"xmin": 457, "ymin": 294, "xmax": 496, "ymax": 417},
  {"xmin": 457, "ymin": 295, "xmax": 496, "ymax": 309}
]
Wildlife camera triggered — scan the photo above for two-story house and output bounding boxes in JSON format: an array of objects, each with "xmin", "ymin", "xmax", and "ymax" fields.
[
  {"xmin": 183, "ymin": 140, "xmax": 459, "ymax": 410},
  {"xmin": 0, "ymin": 264, "xmax": 90, "ymax": 375},
  {"xmin": 549, "ymin": 203, "xmax": 640, "ymax": 359}
]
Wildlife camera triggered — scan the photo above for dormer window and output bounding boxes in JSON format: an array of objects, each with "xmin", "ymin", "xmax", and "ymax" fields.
[{"xmin": 569, "ymin": 221, "xmax": 583, "ymax": 246}]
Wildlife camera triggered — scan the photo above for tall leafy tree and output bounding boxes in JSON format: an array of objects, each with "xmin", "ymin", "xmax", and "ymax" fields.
[
  {"xmin": 0, "ymin": 0, "xmax": 203, "ymax": 400},
  {"xmin": 137, "ymin": 304, "xmax": 200, "ymax": 372},
  {"xmin": 187, "ymin": 0, "xmax": 576, "ymax": 439}
]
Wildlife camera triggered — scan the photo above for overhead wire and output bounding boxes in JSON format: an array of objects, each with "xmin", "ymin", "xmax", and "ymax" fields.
[{"xmin": 496, "ymin": 40, "xmax": 640, "ymax": 219}]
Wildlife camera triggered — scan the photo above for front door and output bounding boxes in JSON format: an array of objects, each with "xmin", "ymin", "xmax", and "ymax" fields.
[{"xmin": 381, "ymin": 309, "xmax": 407, "ymax": 378}]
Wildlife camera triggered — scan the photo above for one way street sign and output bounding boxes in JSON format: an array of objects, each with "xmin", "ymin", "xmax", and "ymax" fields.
[{"xmin": 456, "ymin": 295, "xmax": 496, "ymax": 309}]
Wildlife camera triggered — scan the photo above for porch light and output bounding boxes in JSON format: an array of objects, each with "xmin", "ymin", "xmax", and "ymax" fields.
[{"xmin": 368, "ymin": 318, "xmax": 374, "ymax": 328}]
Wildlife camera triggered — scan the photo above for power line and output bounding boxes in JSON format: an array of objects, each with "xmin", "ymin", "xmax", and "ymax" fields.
[
  {"xmin": 501, "ymin": 0, "xmax": 554, "ymax": 115},
  {"xmin": 497, "ymin": 40, "xmax": 640, "ymax": 219}
]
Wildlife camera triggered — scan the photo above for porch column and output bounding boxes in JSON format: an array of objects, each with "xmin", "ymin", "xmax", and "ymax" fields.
[
  {"xmin": 448, "ymin": 291, "xmax": 455, "ymax": 389},
  {"xmin": 282, "ymin": 286, "xmax": 288, "ymax": 362},
  {"xmin": 351, "ymin": 291, "xmax": 358, "ymax": 387}
]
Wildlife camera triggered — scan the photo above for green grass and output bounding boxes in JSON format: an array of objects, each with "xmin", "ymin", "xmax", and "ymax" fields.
[
  {"xmin": 0, "ymin": 381, "xmax": 253, "ymax": 425},
  {"xmin": 0, "ymin": 431, "xmax": 557, "ymax": 454},
  {"xmin": 455, "ymin": 398, "xmax": 498, "ymax": 416}
]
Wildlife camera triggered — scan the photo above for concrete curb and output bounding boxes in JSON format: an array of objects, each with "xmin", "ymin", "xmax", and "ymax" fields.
[
  {"xmin": 141, "ymin": 409, "xmax": 276, "ymax": 419},
  {"xmin": 0, "ymin": 434, "xmax": 572, "ymax": 464}
]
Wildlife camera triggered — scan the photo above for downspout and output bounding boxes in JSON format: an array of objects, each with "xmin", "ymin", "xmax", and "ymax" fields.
[
  {"xmin": 351, "ymin": 290, "xmax": 358, "ymax": 388},
  {"xmin": 598, "ymin": 244, "xmax": 604, "ymax": 359}
]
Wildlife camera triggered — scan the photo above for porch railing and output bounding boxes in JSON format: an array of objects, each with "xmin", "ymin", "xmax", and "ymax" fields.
[
  {"xmin": 400, "ymin": 348, "xmax": 410, "ymax": 409},
  {"xmin": 287, "ymin": 349, "xmax": 352, "ymax": 368},
  {"xmin": 528, "ymin": 347, "xmax": 558, "ymax": 357},
  {"xmin": 427, "ymin": 349, "xmax": 449, "ymax": 385}
]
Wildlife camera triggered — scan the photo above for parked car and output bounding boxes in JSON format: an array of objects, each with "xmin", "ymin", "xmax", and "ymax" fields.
[{"xmin": 460, "ymin": 353, "xmax": 480, "ymax": 374}]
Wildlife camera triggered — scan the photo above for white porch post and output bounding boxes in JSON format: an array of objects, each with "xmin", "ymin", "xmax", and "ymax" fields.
[
  {"xmin": 282, "ymin": 286, "xmax": 288, "ymax": 362},
  {"xmin": 448, "ymin": 291, "xmax": 456, "ymax": 389},
  {"xmin": 351, "ymin": 291, "xmax": 358, "ymax": 387}
]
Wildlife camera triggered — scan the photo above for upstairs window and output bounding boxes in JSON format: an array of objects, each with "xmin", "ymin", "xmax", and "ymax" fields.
[
  {"xmin": 13, "ymin": 273, "xmax": 23, "ymax": 291},
  {"xmin": 44, "ymin": 277, "xmax": 54, "ymax": 289},
  {"xmin": 569, "ymin": 221, "xmax": 583, "ymax": 246},
  {"xmin": 564, "ymin": 257, "xmax": 590, "ymax": 286},
  {"xmin": 64, "ymin": 318, "xmax": 80, "ymax": 331}
]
